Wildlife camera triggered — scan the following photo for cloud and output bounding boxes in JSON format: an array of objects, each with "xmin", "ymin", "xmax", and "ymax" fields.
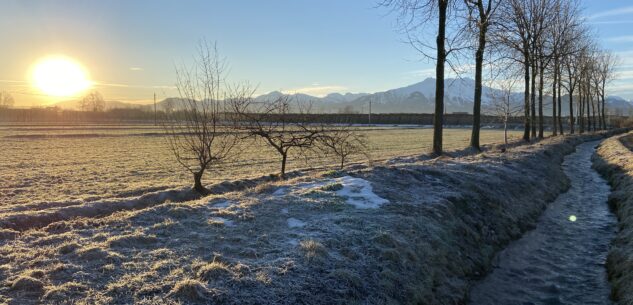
[
  {"xmin": 0, "ymin": 79, "xmax": 26, "ymax": 83},
  {"xmin": 129, "ymin": 67, "xmax": 144, "ymax": 71},
  {"xmin": 93, "ymin": 81, "xmax": 176, "ymax": 90},
  {"xmin": 588, "ymin": 5, "xmax": 633, "ymax": 20},
  {"xmin": 587, "ymin": 20, "xmax": 633, "ymax": 25},
  {"xmin": 405, "ymin": 68, "xmax": 436, "ymax": 79},
  {"xmin": 282, "ymin": 85, "xmax": 348, "ymax": 97},
  {"xmin": 605, "ymin": 36, "xmax": 633, "ymax": 43}
]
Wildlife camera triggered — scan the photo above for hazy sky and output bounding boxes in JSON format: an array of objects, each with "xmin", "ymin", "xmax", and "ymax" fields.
[{"xmin": 1, "ymin": 0, "xmax": 632, "ymax": 106}]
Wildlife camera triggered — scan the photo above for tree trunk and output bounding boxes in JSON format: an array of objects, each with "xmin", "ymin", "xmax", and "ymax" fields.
[
  {"xmin": 602, "ymin": 92, "xmax": 607, "ymax": 129},
  {"xmin": 587, "ymin": 90, "xmax": 592, "ymax": 132},
  {"xmin": 557, "ymin": 67, "xmax": 564, "ymax": 135},
  {"xmin": 569, "ymin": 90, "xmax": 574, "ymax": 134},
  {"xmin": 579, "ymin": 87, "xmax": 585, "ymax": 133},
  {"xmin": 193, "ymin": 170, "xmax": 207, "ymax": 194},
  {"xmin": 531, "ymin": 60, "xmax": 537, "ymax": 139},
  {"xmin": 470, "ymin": 9, "xmax": 487, "ymax": 151},
  {"xmin": 596, "ymin": 92, "xmax": 602, "ymax": 130},
  {"xmin": 504, "ymin": 119, "xmax": 508, "ymax": 151},
  {"xmin": 523, "ymin": 55, "xmax": 531, "ymax": 142},
  {"xmin": 280, "ymin": 152, "xmax": 288, "ymax": 177},
  {"xmin": 591, "ymin": 97, "xmax": 597, "ymax": 131},
  {"xmin": 552, "ymin": 61, "xmax": 558, "ymax": 136},
  {"xmin": 433, "ymin": 0, "xmax": 447, "ymax": 155},
  {"xmin": 538, "ymin": 64, "xmax": 544, "ymax": 138}
]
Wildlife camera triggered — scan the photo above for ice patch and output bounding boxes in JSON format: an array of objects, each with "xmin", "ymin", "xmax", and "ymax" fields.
[
  {"xmin": 334, "ymin": 176, "xmax": 389, "ymax": 209},
  {"xmin": 287, "ymin": 218, "xmax": 306, "ymax": 228},
  {"xmin": 281, "ymin": 208, "xmax": 289, "ymax": 214}
]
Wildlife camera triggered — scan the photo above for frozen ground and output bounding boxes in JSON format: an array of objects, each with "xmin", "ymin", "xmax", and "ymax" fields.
[
  {"xmin": 0, "ymin": 124, "xmax": 521, "ymax": 207},
  {"xmin": 0, "ymin": 126, "xmax": 624, "ymax": 304},
  {"xmin": 469, "ymin": 141, "xmax": 616, "ymax": 305}
]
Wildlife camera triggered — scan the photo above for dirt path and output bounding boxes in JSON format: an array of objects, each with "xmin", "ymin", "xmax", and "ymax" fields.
[{"xmin": 468, "ymin": 140, "xmax": 616, "ymax": 305}]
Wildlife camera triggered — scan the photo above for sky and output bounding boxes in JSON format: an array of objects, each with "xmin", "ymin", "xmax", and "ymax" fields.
[{"xmin": 0, "ymin": 0, "xmax": 632, "ymax": 107}]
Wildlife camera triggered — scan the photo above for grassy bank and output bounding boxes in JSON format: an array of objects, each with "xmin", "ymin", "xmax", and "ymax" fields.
[{"xmin": 593, "ymin": 132, "xmax": 633, "ymax": 304}]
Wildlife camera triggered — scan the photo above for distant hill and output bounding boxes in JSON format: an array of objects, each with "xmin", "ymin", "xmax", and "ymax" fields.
[{"xmin": 52, "ymin": 78, "xmax": 633, "ymax": 115}]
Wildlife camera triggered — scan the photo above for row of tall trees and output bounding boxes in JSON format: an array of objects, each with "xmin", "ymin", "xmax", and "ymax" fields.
[{"xmin": 382, "ymin": 0, "xmax": 617, "ymax": 154}]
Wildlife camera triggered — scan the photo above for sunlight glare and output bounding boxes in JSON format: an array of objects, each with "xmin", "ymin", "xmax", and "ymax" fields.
[{"xmin": 31, "ymin": 56, "xmax": 92, "ymax": 97}]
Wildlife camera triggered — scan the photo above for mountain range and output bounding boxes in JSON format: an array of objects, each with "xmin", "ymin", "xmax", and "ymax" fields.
[{"xmin": 53, "ymin": 78, "xmax": 633, "ymax": 116}]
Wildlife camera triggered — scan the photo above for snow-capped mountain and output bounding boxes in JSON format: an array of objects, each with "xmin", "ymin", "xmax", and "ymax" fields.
[{"xmin": 52, "ymin": 77, "xmax": 633, "ymax": 115}]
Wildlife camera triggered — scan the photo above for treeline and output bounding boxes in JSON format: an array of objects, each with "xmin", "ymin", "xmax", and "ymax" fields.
[
  {"xmin": 0, "ymin": 106, "xmax": 529, "ymax": 126},
  {"xmin": 0, "ymin": 107, "xmax": 157, "ymax": 123},
  {"xmin": 3, "ymin": 105, "xmax": 629, "ymax": 128}
]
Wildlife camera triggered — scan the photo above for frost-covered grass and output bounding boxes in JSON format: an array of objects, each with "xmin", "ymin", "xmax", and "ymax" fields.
[
  {"xmin": 0, "ymin": 124, "xmax": 521, "ymax": 207},
  {"xmin": 2, "ymin": 128, "xmax": 617, "ymax": 304},
  {"xmin": 593, "ymin": 132, "xmax": 633, "ymax": 305}
]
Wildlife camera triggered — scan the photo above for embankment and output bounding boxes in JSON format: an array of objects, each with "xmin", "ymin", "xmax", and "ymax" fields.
[{"xmin": 593, "ymin": 132, "xmax": 633, "ymax": 304}]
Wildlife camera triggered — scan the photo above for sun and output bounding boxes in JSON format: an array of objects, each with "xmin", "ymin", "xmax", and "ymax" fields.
[{"xmin": 31, "ymin": 56, "xmax": 92, "ymax": 97}]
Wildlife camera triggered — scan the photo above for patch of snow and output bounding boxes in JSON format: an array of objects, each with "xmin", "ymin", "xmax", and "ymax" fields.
[
  {"xmin": 273, "ymin": 187, "xmax": 287, "ymax": 196},
  {"xmin": 287, "ymin": 218, "xmax": 306, "ymax": 228},
  {"xmin": 334, "ymin": 176, "xmax": 389, "ymax": 209},
  {"xmin": 209, "ymin": 217, "xmax": 235, "ymax": 227},
  {"xmin": 281, "ymin": 176, "xmax": 388, "ymax": 209},
  {"xmin": 211, "ymin": 200, "xmax": 233, "ymax": 208},
  {"xmin": 281, "ymin": 208, "xmax": 289, "ymax": 214}
]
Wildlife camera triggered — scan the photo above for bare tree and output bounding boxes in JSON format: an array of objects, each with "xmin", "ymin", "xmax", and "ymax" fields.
[
  {"xmin": 163, "ymin": 41, "xmax": 248, "ymax": 194},
  {"xmin": 233, "ymin": 95, "xmax": 326, "ymax": 177},
  {"xmin": 464, "ymin": 0, "xmax": 498, "ymax": 150},
  {"xmin": 380, "ymin": 0, "xmax": 467, "ymax": 155},
  {"xmin": 318, "ymin": 125, "xmax": 370, "ymax": 169},
  {"xmin": 595, "ymin": 51, "xmax": 618, "ymax": 130},
  {"xmin": 81, "ymin": 90, "xmax": 106, "ymax": 112},
  {"xmin": 559, "ymin": 25, "xmax": 595, "ymax": 134},
  {"xmin": 488, "ymin": 82, "xmax": 522, "ymax": 151},
  {"xmin": 495, "ymin": 0, "xmax": 536, "ymax": 142},
  {"xmin": 546, "ymin": 0, "xmax": 581, "ymax": 136},
  {"xmin": 0, "ymin": 91, "xmax": 15, "ymax": 109}
]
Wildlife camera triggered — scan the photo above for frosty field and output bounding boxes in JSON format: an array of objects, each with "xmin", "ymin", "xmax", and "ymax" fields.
[{"xmin": 0, "ymin": 124, "xmax": 521, "ymax": 207}]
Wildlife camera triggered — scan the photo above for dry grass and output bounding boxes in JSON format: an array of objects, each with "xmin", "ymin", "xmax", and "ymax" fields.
[
  {"xmin": 593, "ymin": 132, "xmax": 633, "ymax": 305},
  {"xmin": 0, "ymin": 124, "xmax": 521, "ymax": 207},
  {"xmin": 196, "ymin": 261, "xmax": 233, "ymax": 281}
]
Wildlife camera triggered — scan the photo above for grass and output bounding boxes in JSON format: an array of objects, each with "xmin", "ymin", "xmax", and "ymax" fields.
[
  {"xmin": 197, "ymin": 261, "xmax": 233, "ymax": 281},
  {"xmin": 593, "ymin": 132, "xmax": 633, "ymax": 304},
  {"xmin": 0, "ymin": 124, "xmax": 521, "ymax": 207}
]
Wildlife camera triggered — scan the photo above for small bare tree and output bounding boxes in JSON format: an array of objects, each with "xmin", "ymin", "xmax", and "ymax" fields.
[
  {"xmin": 0, "ymin": 91, "xmax": 15, "ymax": 109},
  {"xmin": 486, "ymin": 78, "xmax": 522, "ymax": 151},
  {"xmin": 163, "ymin": 41, "xmax": 248, "ymax": 194},
  {"xmin": 318, "ymin": 125, "xmax": 370, "ymax": 169},
  {"xmin": 233, "ymin": 95, "xmax": 326, "ymax": 178},
  {"xmin": 81, "ymin": 90, "xmax": 106, "ymax": 112}
]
